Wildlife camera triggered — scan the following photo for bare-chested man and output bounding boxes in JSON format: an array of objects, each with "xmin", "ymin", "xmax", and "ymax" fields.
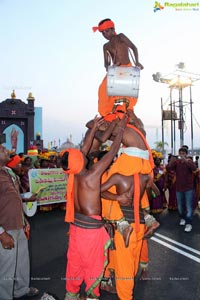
[
  {"xmin": 100, "ymin": 172, "xmax": 159, "ymax": 298},
  {"xmin": 92, "ymin": 18, "xmax": 144, "ymax": 116},
  {"xmin": 86, "ymin": 109, "xmax": 159, "ymax": 235},
  {"xmin": 60, "ymin": 114, "xmax": 128, "ymax": 300},
  {"xmin": 85, "ymin": 108, "xmax": 161, "ymax": 299},
  {"xmin": 92, "ymin": 18, "xmax": 143, "ymax": 71},
  {"xmin": 101, "ymin": 171, "xmax": 160, "ymax": 237}
]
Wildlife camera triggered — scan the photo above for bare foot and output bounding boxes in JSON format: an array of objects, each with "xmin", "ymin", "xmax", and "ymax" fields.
[{"xmin": 143, "ymin": 221, "xmax": 160, "ymax": 239}]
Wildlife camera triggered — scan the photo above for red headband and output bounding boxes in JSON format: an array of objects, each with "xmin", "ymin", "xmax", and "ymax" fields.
[
  {"xmin": 7, "ymin": 155, "xmax": 21, "ymax": 168},
  {"xmin": 92, "ymin": 20, "xmax": 115, "ymax": 32}
]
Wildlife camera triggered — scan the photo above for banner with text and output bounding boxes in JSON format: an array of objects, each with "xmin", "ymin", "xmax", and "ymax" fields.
[{"xmin": 29, "ymin": 168, "xmax": 67, "ymax": 206}]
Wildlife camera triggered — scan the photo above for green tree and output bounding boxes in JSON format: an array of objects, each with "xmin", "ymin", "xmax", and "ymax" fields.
[{"xmin": 154, "ymin": 141, "xmax": 168, "ymax": 152}]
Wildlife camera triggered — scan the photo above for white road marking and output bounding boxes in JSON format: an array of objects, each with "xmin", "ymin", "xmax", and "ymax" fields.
[
  {"xmin": 154, "ymin": 232, "xmax": 200, "ymax": 256},
  {"xmin": 151, "ymin": 236, "xmax": 200, "ymax": 263}
]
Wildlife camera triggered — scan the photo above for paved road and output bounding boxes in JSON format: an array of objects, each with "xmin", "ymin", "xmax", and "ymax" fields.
[{"xmin": 16, "ymin": 208, "xmax": 200, "ymax": 300}]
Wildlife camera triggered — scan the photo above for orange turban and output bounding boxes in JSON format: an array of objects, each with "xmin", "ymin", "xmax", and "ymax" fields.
[
  {"xmin": 60, "ymin": 148, "xmax": 84, "ymax": 222},
  {"xmin": 6, "ymin": 155, "xmax": 21, "ymax": 168},
  {"xmin": 92, "ymin": 20, "xmax": 115, "ymax": 32}
]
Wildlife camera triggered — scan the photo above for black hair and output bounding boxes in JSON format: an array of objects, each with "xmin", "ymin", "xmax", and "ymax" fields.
[
  {"xmin": 179, "ymin": 147, "xmax": 188, "ymax": 154},
  {"xmin": 18, "ymin": 152, "xmax": 24, "ymax": 158},
  {"xmin": 61, "ymin": 151, "xmax": 69, "ymax": 170},
  {"xmin": 24, "ymin": 156, "xmax": 32, "ymax": 162},
  {"xmin": 96, "ymin": 150, "xmax": 108, "ymax": 161},
  {"xmin": 182, "ymin": 145, "xmax": 189, "ymax": 150},
  {"xmin": 86, "ymin": 150, "xmax": 108, "ymax": 169},
  {"xmin": 98, "ymin": 18, "xmax": 111, "ymax": 26}
]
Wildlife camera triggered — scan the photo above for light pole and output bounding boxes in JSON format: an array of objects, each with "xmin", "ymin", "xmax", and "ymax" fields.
[
  {"xmin": 169, "ymin": 88, "xmax": 174, "ymax": 154},
  {"xmin": 173, "ymin": 94, "xmax": 176, "ymax": 154},
  {"xmin": 189, "ymin": 85, "xmax": 194, "ymax": 155},
  {"xmin": 178, "ymin": 85, "xmax": 184, "ymax": 147},
  {"xmin": 153, "ymin": 63, "xmax": 200, "ymax": 154}
]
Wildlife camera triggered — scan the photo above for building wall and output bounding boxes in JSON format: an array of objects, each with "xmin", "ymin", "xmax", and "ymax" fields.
[{"xmin": 0, "ymin": 94, "xmax": 43, "ymax": 153}]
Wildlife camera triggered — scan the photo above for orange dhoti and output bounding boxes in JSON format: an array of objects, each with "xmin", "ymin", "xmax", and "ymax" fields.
[
  {"xmin": 102, "ymin": 152, "xmax": 153, "ymax": 299},
  {"xmin": 114, "ymin": 223, "xmax": 145, "ymax": 300},
  {"xmin": 98, "ymin": 63, "xmax": 138, "ymax": 117},
  {"xmin": 139, "ymin": 239, "xmax": 149, "ymax": 269}
]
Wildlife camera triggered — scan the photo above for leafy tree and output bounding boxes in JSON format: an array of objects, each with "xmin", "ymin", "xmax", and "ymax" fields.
[{"xmin": 154, "ymin": 141, "xmax": 168, "ymax": 152}]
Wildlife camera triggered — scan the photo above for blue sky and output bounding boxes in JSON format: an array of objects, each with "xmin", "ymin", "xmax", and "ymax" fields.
[{"xmin": 0, "ymin": 0, "xmax": 200, "ymax": 151}]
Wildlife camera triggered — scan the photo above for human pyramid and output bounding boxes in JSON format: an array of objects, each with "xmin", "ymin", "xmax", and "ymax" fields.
[{"xmin": 61, "ymin": 19, "xmax": 160, "ymax": 300}]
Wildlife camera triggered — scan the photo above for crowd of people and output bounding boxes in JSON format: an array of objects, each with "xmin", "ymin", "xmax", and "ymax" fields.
[{"xmin": 0, "ymin": 18, "xmax": 200, "ymax": 300}]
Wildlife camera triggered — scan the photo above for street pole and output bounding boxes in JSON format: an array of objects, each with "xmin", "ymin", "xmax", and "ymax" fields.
[
  {"xmin": 178, "ymin": 86, "xmax": 184, "ymax": 147},
  {"xmin": 189, "ymin": 85, "xmax": 194, "ymax": 156},
  {"xmin": 170, "ymin": 88, "xmax": 173, "ymax": 154},
  {"xmin": 173, "ymin": 98, "xmax": 176, "ymax": 154}
]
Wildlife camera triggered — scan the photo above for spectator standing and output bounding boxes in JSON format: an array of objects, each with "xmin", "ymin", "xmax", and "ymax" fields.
[
  {"xmin": 0, "ymin": 144, "xmax": 39, "ymax": 299},
  {"xmin": 166, "ymin": 147, "xmax": 197, "ymax": 232}
]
